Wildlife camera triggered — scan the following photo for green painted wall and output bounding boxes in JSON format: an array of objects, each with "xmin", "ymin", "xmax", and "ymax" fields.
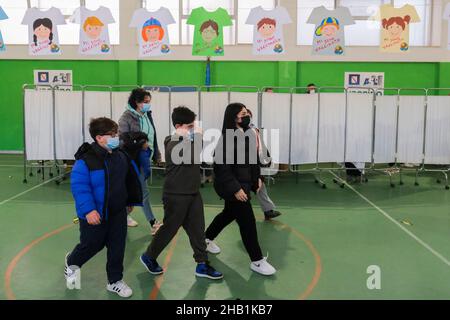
[
  {"xmin": 0, "ymin": 60, "xmax": 117, "ymax": 151},
  {"xmin": 0, "ymin": 60, "xmax": 448, "ymax": 151},
  {"xmin": 297, "ymin": 62, "xmax": 439, "ymax": 90},
  {"xmin": 438, "ymin": 62, "xmax": 450, "ymax": 89},
  {"xmin": 138, "ymin": 61, "xmax": 279, "ymax": 88}
]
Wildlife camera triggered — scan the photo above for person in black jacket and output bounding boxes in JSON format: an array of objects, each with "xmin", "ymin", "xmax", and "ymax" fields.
[
  {"xmin": 204, "ymin": 103, "xmax": 276, "ymax": 276},
  {"xmin": 120, "ymin": 131, "xmax": 152, "ymax": 181}
]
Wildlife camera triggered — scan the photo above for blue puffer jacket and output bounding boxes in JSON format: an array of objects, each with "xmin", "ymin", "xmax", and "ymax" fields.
[
  {"xmin": 138, "ymin": 148, "xmax": 152, "ymax": 180},
  {"xmin": 71, "ymin": 142, "xmax": 143, "ymax": 220}
]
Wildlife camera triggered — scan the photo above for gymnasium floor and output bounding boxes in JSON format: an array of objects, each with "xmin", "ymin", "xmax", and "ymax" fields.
[{"xmin": 1, "ymin": 154, "xmax": 450, "ymax": 300}]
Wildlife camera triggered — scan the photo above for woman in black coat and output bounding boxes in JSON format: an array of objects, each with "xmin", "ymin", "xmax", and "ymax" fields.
[{"xmin": 204, "ymin": 103, "xmax": 276, "ymax": 276}]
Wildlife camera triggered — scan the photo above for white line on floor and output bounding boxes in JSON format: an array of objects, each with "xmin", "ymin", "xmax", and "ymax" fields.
[
  {"xmin": 0, "ymin": 176, "xmax": 63, "ymax": 206},
  {"xmin": 329, "ymin": 171, "xmax": 450, "ymax": 268}
]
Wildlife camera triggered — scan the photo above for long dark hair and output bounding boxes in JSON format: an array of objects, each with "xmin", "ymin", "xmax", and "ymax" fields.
[
  {"xmin": 217, "ymin": 103, "xmax": 256, "ymax": 165},
  {"xmin": 128, "ymin": 88, "xmax": 151, "ymax": 110},
  {"xmin": 33, "ymin": 18, "xmax": 53, "ymax": 46},
  {"xmin": 221, "ymin": 103, "xmax": 246, "ymax": 134}
]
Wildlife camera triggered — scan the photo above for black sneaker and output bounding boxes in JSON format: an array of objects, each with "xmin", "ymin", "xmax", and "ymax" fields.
[{"xmin": 264, "ymin": 210, "xmax": 281, "ymax": 220}]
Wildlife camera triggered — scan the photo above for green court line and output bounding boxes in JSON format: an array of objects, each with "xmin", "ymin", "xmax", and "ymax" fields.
[{"xmin": 329, "ymin": 171, "xmax": 450, "ymax": 268}]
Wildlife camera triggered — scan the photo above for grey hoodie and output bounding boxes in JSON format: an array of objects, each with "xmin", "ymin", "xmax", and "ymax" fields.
[
  {"xmin": 163, "ymin": 134, "xmax": 202, "ymax": 195},
  {"xmin": 118, "ymin": 108, "xmax": 161, "ymax": 162}
]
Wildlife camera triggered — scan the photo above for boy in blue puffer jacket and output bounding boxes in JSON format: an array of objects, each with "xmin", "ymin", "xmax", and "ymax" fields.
[{"xmin": 64, "ymin": 117, "xmax": 143, "ymax": 298}]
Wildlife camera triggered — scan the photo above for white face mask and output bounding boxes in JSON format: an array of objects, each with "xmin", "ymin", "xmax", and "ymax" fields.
[{"xmin": 309, "ymin": 89, "xmax": 316, "ymax": 94}]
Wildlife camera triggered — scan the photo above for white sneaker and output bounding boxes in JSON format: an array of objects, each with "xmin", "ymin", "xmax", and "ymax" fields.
[
  {"xmin": 250, "ymin": 257, "xmax": 276, "ymax": 276},
  {"xmin": 151, "ymin": 221, "xmax": 163, "ymax": 236},
  {"xmin": 64, "ymin": 253, "xmax": 81, "ymax": 290},
  {"xmin": 107, "ymin": 280, "xmax": 133, "ymax": 298},
  {"xmin": 127, "ymin": 215, "xmax": 138, "ymax": 227},
  {"xmin": 206, "ymin": 239, "xmax": 221, "ymax": 254},
  {"xmin": 404, "ymin": 163, "xmax": 417, "ymax": 168}
]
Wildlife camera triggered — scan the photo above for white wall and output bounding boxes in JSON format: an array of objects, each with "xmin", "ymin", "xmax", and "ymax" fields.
[{"xmin": 0, "ymin": 0, "xmax": 449, "ymax": 62}]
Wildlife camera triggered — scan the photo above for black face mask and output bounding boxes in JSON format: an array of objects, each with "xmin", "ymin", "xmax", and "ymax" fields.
[{"xmin": 239, "ymin": 115, "xmax": 251, "ymax": 129}]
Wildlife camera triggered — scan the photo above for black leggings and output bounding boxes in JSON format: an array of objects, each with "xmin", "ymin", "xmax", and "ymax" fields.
[{"xmin": 205, "ymin": 199, "xmax": 263, "ymax": 262}]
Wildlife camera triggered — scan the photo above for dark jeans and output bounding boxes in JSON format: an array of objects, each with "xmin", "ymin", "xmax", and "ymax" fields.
[
  {"xmin": 205, "ymin": 199, "xmax": 263, "ymax": 262},
  {"xmin": 67, "ymin": 209, "xmax": 127, "ymax": 284},
  {"xmin": 146, "ymin": 193, "xmax": 208, "ymax": 263}
]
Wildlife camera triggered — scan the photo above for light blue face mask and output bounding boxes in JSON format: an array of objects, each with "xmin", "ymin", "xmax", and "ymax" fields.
[
  {"xmin": 141, "ymin": 103, "xmax": 151, "ymax": 112},
  {"xmin": 188, "ymin": 128, "xmax": 195, "ymax": 142},
  {"xmin": 106, "ymin": 136, "xmax": 120, "ymax": 150}
]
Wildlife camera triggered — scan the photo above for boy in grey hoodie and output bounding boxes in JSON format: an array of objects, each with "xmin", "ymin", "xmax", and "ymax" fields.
[{"xmin": 139, "ymin": 106, "xmax": 223, "ymax": 280}]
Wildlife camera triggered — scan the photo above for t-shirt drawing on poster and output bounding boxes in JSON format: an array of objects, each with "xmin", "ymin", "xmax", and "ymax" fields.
[
  {"xmin": 0, "ymin": 6, "xmax": 8, "ymax": 52},
  {"xmin": 307, "ymin": 6, "xmax": 354, "ymax": 56},
  {"xmin": 371, "ymin": 4, "xmax": 420, "ymax": 53},
  {"xmin": 187, "ymin": 7, "xmax": 233, "ymax": 56},
  {"xmin": 245, "ymin": 6, "xmax": 292, "ymax": 55},
  {"xmin": 21, "ymin": 7, "xmax": 66, "ymax": 56},
  {"xmin": 129, "ymin": 7, "xmax": 175, "ymax": 57},
  {"xmin": 443, "ymin": 3, "xmax": 450, "ymax": 50},
  {"xmin": 70, "ymin": 6, "xmax": 115, "ymax": 55}
]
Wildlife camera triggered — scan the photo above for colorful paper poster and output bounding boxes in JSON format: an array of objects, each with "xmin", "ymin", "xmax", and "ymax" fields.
[
  {"xmin": 0, "ymin": 6, "xmax": 8, "ymax": 52},
  {"xmin": 307, "ymin": 6, "xmax": 354, "ymax": 56},
  {"xmin": 372, "ymin": 4, "xmax": 420, "ymax": 53},
  {"xmin": 444, "ymin": 3, "xmax": 450, "ymax": 50},
  {"xmin": 245, "ymin": 6, "xmax": 292, "ymax": 55},
  {"xmin": 345, "ymin": 72, "xmax": 385, "ymax": 95},
  {"xmin": 70, "ymin": 6, "xmax": 115, "ymax": 55},
  {"xmin": 21, "ymin": 7, "xmax": 66, "ymax": 56},
  {"xmin": 34, "ymin": 70, "xmax": 73, "ymax": 91},
  {"xmin": 187, "ymin": 7, "xmax": 232, "ymax": 56},
  {"xmin": 129, "ymin": 7, "xmax": 175, "ymax": 57}
]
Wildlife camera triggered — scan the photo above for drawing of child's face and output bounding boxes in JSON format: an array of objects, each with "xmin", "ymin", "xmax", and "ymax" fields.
[
  {"xmin": 34, "ymin": 24, "xmax": 51, "ymax": 40},
  {"xmin": 258, "ymin": 23, "xmax": 275, "ymax": 39},
  {"xmin": 146, "ymin": 27, "xmax": 160, "ymax": 43},
  {"xmin": 387, "ymin": 22, "xmax": 403, "ymax": 38},
  {"xmin": 201, "ymin": 26, "xmax": 217, "ymax": 43},
  {"xmin": 322, "ymin": 24, "xmax": 338, "ymax": 37},
  {"xmin": 85, "ymin": 24, "xmax": 103, "ymax": 40}
]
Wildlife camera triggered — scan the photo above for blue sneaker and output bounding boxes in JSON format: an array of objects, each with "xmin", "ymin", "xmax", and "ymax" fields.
[
  {"xmin": 140, "ymin": 254, "xmax": 163, "ymax": 275},
  {"xmin": 195, "ymin": 263, "xmax": 223, "ymax": 280}
]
